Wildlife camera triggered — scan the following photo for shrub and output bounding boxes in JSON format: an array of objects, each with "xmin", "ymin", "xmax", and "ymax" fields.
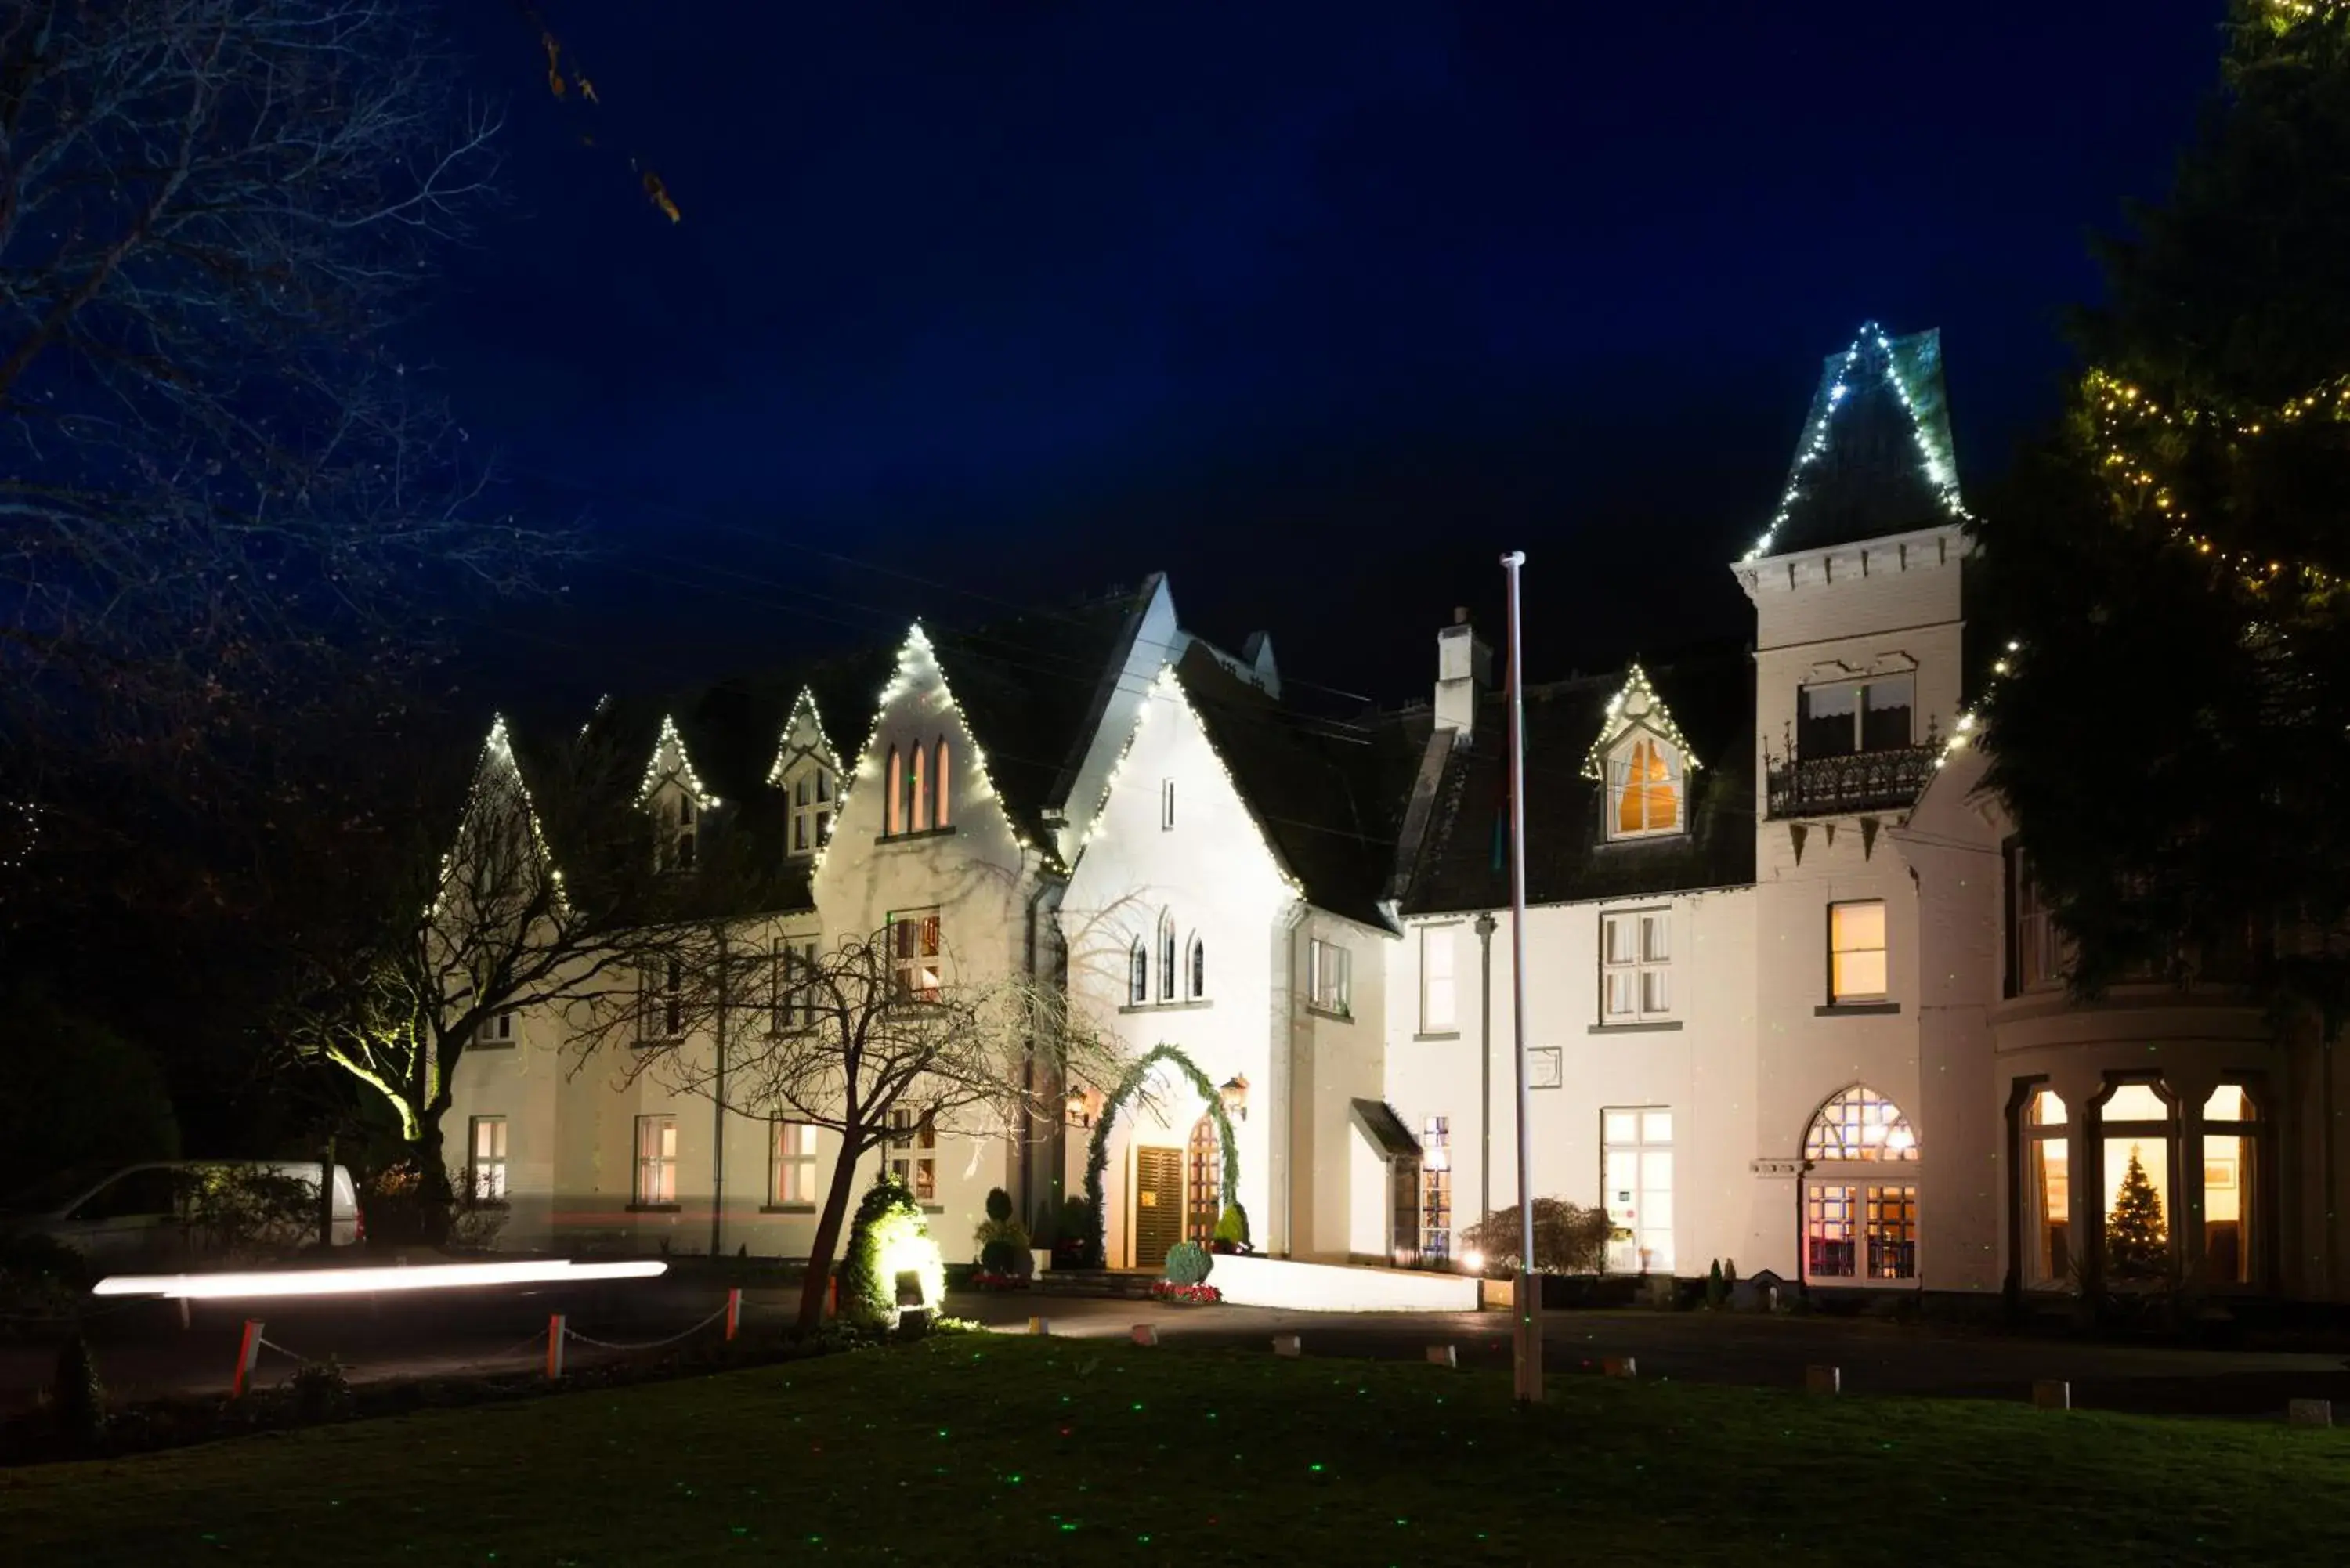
[
  {"xmin": 985, "ymin": 1187, "xmax": 1013, "ymax": 1225},
  {"xmin": 1461, "ymin": 1198, "xmax": 1613, "ymax": 1274},
  {"xmin": 1029, "ymin": 1200, "xmax": 1057, "ymax": 1249},
  {"xmin": 183, "ymin": 1165, "xmax": 320, "ymax": 1260},
  {"xmin": 1212, "ymin": 1203, "xmax": 1249, "ymax": 1253},
  {"xmin": 978, "ymin": 1238, "xmax": 1024, "ymax": 1277},
  {"xmin": 839, "ymin": 1172, "xmax": 945, "ymax": 1330},
  {"xmin": 1054, "ymin": 1195, "xmax": 1095, "ymax": 1265},
  {"xmin": 1705, "ymin": 1259, "xmax": 1726, "ymax": 1310},
  {"xmin": 1162, "ymin": 1240, "xmax": 1213, "ymax": 1287},
  {"xmin": 52, "ymin": 1333, "xmax": 105, "ymax": 1449},
  {"xmin": 292, "ymin": 1357, "xmax": 352, "ymax": 1422},
  {"xmin": 973, "ymin": 1187, "xmax": 1031, "ymax": 1276}
]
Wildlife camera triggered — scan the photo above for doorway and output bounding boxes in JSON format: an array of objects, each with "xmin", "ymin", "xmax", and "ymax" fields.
[
  {"xmin": 1185, "ymin": 1114, "xmax": 1221, "ymax": 1245},
  {"xmin": 1132, "ymin": 1145, "xmax": 1184, "ymax": 1270}
]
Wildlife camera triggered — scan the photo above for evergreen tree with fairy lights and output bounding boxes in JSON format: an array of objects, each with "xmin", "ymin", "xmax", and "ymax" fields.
[
  {"xmin": 2105, "ymin": 1148, "xmax": 2171, "ymax": 1281},
  {"xmin": 1977, "ymin": 2, "xmax": 2350, "ymax": 1027}
]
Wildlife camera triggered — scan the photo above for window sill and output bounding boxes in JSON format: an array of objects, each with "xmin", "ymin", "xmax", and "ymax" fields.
[
  {"xmin": 1121, "ymin": 999, "xmax": 1213, "ymax": 1014},
  {"xmin": 1596, "ymin": 829, "xmax": 1688, "ymax": 848},
  {"xmin": 920, "ymin": 1204, "xmax": 945, "ymax": 1215},
  {"xmin": 1816, "ymin": 1002, "xmax": 1901, "ymax": 1017},
  {"xmin": 1303, "ymin": 1004, "xmax": 1354, "ymax": 1024},
  {"xmin": 627, "ymin": 1203, "xmax": 682, "ymax": 1214},
  {"xmin": 1413, "ymin": 1031, "xmax": 1461, "ymax": 1042},
  {"xmin": 759, "ymin": 1203, "xmax": 817, "ymax": 1215},
  {"xmin": 877, "ymin": 826, "xmax": 958, "ymax": 846},
  {"xmin": 1589, "ymin": 1020, "xmax": 1684, "ymax": 1035},
  {"xmin": 470, "ymin": 1040, "xmax": 518, "ymax": 1052},
  {"xmin": 633, "ymin": 1038, "xmax": 683, "ymax": 1050}
]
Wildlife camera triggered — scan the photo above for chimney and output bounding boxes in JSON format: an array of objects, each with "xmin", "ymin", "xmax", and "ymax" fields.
[{"xmin": 1434, "ymin": 607, "xmax": 1491, "ymax": 737}]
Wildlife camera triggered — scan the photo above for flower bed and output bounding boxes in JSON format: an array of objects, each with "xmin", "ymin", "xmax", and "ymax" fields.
[
  {"xmin": 1148, "ymin": 1281, "xmax": 1221, "ymax": 1306},
  {"xmin": 968, "ymin": 1272, "xmax": 1028, "ymax": 1292}
]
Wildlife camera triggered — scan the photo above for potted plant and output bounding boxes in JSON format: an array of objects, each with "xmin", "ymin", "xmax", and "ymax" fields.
[
  {"xmin": 974, "ymin": 1187, "xmax": 1030, "ymax": 1288},
  {"xmin": 1149, "ymin": 1240, "xmax": 1221, "ymax": 1305}
]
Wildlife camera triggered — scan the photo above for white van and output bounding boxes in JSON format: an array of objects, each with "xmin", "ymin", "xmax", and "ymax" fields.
[{"xmin": 0, "ymin": 1161, "xmax": 362, "ymax": 1269}]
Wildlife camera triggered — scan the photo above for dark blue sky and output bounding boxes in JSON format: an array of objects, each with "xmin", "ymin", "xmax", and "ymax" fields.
[{"xmin": 422, "ymin": 2, "xmax": 2225, "ymax": 711}]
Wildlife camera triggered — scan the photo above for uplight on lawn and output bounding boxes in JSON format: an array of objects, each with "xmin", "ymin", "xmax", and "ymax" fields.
[{"xmin": 91, "ymin": 1259, "xmax": 668, "ymax": 1300}]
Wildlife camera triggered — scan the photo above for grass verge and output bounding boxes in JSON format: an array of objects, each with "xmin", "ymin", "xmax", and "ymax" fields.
[{"xmin": 3, "ymin": 1335, "xmax": 2345, "ymax": 1564}]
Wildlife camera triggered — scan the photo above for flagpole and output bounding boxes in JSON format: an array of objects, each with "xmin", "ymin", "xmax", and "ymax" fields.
[{"xmin": 1501, "ymin": 549, "xmax": 1542, "ymax": 1404}]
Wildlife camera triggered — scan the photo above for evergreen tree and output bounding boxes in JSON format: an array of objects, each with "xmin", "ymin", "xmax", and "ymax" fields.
[
  {"xmin": 2106, "ymin": 1147, "xmax": 2171, "ymax": 1281},
  {"xmin": 1977, "ymin": 2, "xmax": 2350, "ymax": 1024}
]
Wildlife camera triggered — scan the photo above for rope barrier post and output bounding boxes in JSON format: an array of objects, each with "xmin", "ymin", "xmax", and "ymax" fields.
[
  {"xmin": 232, "ymin": 1319, "xmax": 265, "ymax": 1398},
  {"xmin": 546, "ymin": 1314, "xmax": 566, "ymax": 1380},
  {"xmin": 178, "ymin": 1295, "xmax": 191, "ymax": 1331},
  {"xmin": 725, "ymin": 1288, "xmax": 742, "ymax": 1342}
]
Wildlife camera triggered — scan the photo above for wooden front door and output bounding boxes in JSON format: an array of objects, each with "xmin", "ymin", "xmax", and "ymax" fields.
[{"xmin": 1133, "ymin": 1146, "xmax": 1184, "ymax": 1270}]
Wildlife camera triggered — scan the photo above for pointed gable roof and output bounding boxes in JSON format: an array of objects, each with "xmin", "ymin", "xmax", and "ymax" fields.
[
  {"xmin": 1579, "ymin": 663, "xmax": 1704, "ymax": 782},
  {"xmin": 1744, "ymin": 324, "xmax": 1967, "ymax": 562}
]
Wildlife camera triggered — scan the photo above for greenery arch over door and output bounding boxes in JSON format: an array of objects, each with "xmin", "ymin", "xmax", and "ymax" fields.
[{"xmin": 1081, "ymin": 1043, "xmax": 1243, "ymax": 1267}]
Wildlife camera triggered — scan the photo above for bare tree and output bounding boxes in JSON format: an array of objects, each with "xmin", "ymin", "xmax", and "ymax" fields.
[
  {"xmin": 0, "ymin": 0, "xmax": 559, "ymax": 774},
  {"xmin": 609, "ymin": 927, "xmax": 1122, "ymax": 1330},
  {"xmin": 278, "ymin": 716, "xmax": 733, "ymax": 1238}
]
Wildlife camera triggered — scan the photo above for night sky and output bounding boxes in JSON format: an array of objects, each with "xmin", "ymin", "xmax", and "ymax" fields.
[{"xmin": 421, "ymin": 2, "xmax": 2225, "ymax": 717}]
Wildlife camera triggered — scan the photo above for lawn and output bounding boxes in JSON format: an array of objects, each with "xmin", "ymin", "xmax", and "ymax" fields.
[{"xmin": 3, "ymin": 1333, "xmax": 2345, "ymax": 1565}]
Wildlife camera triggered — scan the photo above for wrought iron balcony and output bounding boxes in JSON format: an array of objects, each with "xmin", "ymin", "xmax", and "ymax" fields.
[{"xmin": 1764, "ymin": 742, "xmax": 1940, "ymax": 820}]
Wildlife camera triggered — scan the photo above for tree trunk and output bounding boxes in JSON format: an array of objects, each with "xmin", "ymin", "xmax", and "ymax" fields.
[
  {"xmin": 414, "ymin": 1105, "xmax": 454, "ymax": 1249},
  {"xmin": 797, "ymin": 1141, "xmax": 863, "ymax": 1331}
]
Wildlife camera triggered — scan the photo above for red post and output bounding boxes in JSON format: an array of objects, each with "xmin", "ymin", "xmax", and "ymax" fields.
[
  {"xmin": 546, "ymin": 1313, "xmax": 566, "ymax": 1380},
  {"xmin": 231, "ymin": 1319, "xmax": 265, "ymax": 1398},
  {"xmin": 725, "ymin": 1288, "xmax": 742, "ymax": 1342}
]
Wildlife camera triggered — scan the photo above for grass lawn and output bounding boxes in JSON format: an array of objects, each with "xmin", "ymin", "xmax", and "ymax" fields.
[{"xmin": 4, "ymin": 1335, "xmax": 2346, "ymax": 1565}]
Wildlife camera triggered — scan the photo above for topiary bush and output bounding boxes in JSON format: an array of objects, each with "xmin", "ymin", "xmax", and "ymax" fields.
[
  {"xmin": 839, "ymin": 1171, "xmax": 944, "ymax": 1330},
  {"xmin": 1461, "ymin": 1198, "xmax": 1614, "ymax": 1274},
  {"xmin": 985, "ymin": 1187, "xmax": 1013, "ymax": 1225},
  {"xmin": 978, "ymin": 1238, "xmax": 1024, "ymax": 1277},
  {"xmin": 1163, "ymin": 1240, "xmax": 1213, "ymax": 1287},
  {"xmin": 973, "ymin": 1185, "xmax": 1031, "ymax": 1274},
  {"xmin": 52, "ymin": 1333, "xmax": 105, "ymax": 1449},
  {"xmin": 1211, "ymin": 1203, "xmax": 1249, "ymax": 1254}
]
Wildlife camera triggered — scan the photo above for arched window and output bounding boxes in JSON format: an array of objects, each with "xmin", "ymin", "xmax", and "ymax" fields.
[
  {"xmin": 1189, "ymin": 934, "xmax": 1206, "ymax": 999},
  {"xmin": 2020, "ymin": 1086, "xmax": 2070, "ymax": 1288},
  {"xmin": 907, "ymin": 741, "xmax": 928, "ymax": 833},
  {"xmin": 1186, "ymin": 1113, "xmax": 1220, "ymax": 1245},
  {"xmin": 1158, "ymin": 912, "xmax": 1177, "ymax": 1003},
  {"xmin": 1128, "ymin": 939, "xmax": 1148, "ymax": 1006},
  {"xmin": 2200, "ymin": 1083, "xmax": 2261, "ymax": 1288},
  {"xmin": 1609, "ymin": 735, "xmax": 1680, "ymax": 837},
  {"xmin": 885, "ymin": 747, "xmax": 904, "ymax": 836},
  {"xmin": 1802, "ymin": 1086, "xmax": 1918, "ymax": 1284},
  {"xmin": 933, "ymin": 739, "xmax": 952, "ymax": 827}
]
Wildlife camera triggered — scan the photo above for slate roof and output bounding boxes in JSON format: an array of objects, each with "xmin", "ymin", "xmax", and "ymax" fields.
[
  {"xmin": 1399, "ymin": 641, "xmax": 1755, "ymax": 916},
  {"xmin": 1175, "ymin": 644, "xmax": 1430, "ymax": 928},
  {"xmin": 1759, "ymin": 327, "xmax": 1963, "ymax": 558}
]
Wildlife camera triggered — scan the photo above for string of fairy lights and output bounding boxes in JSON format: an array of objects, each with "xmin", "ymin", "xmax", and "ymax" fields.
[
  {"xmin": 436, "ymin": 715, "xmax": 567, "ymax": 916},
  {"xmin": 1578, "ymin": 664, "xmax": 1705, "ymax": 782},
  {"xmin": 635, "ymin": 713, "xmax": 721, "ymax": 811},
  {"xmin": 764, "ymin": 688, "xmax": 843, "ymax": 789},
  {"xmin": 1741, "ymin": 322, "xmax": 1972, "ymax": 562}
]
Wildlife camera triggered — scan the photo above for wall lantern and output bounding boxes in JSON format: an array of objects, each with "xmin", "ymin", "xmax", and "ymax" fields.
[
  {"xmin": 1220, "ymin": 1075, "xmax": 1249, "ymax": 1123},
  {"xmin": 1065, "ymin": 1087, "xmax": 1094, "ymax": 1129}
]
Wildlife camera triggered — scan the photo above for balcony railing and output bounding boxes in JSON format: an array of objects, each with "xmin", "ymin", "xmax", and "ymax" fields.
[{"xmin": 1765, "ymin": 744, "xmax": 1940, "ymax": 820}]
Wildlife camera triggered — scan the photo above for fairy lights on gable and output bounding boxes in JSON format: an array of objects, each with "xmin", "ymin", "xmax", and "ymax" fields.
[
  {"xmin": 815, "ymin": 623, "xmax": 1046, "ymax": 876},
  {"xmin": 765, "ymin": 688, "xmax": 841, "ymax": 786},
  {"xmin": 1742, "ymin": 323, "xmax": 1972, "ymax": 562},
  {"xmin": 436, "ymin": 714, "xmax": 566, "ymax": 916},
  {"xmin": 1579, "ymin": 663, "xmax": 1702, "ymax": 782},
  {"xmin": 636, "ymin": 714, "xmax": 719, "ymax": 811}
]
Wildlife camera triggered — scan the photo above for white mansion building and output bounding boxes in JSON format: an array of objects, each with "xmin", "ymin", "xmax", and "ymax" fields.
[{"xmin": 452, "ymin": 326, "xmax": 2345, "ymax": 1306}]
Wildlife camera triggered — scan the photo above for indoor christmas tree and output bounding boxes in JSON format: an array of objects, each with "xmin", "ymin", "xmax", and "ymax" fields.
[{"xmin": 2106, "ymin": 1147, "xmax": 2171, "ymax": 1281}]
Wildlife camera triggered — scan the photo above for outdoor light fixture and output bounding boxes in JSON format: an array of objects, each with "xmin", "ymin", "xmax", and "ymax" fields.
[
  {"xmin": 1220, "ymin": 1075, "xmax": 1249, "ymax": 1122},
  {"xmin": 1065, "ymin": 1087, "xmax": 1093, "ymax": 1128},
  {"xmin": 1460, "ymin": 1248, "xmax": 1486, "ymax": 1276},
  {"xmin": 91, "ymin": 1259, "xmax": 669, "ymax": 1301}
]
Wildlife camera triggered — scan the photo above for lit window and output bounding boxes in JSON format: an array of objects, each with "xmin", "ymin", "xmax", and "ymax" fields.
[
  {"xmin": 1420, "ymin": 924, "xmax": 1459, "ymax": 1033},
  {"xmin": 907, "ymin": 742, "xmax": 928, "ymax": 833},
  {"xmin": 788, "ymin": 768, "xmax": 830, "ymax": 858},
  {"xmin": 634, "ymin": 1115, "xmax": 678, "ymax": 1206},
  {"xmin": 1607, "ymin": 736, "xmax": 1681, "ymax": 837},
  {"xmin": 1128, "ymin": 938, "xmax": 1148, "ymax": 1005},
  {"xmin": 885, "ymin": 747, "xmax": 904, "ymax": 836},
  {"xmin": 1158, "ymin": 912, "xmax": 1177, "ymax": 1003},
  {"xmin": 1602, "ymin": 1107, "xmax": 1674, "ymax": 1274},
  {"xmin": 2099, "ymin": 1081, "xmax": 2173, "ymax": 1284},
  {"xmin": 1828, "ymin": 901, "xmax": 1888, "ymax": 1003},
  {"xmin": 475, "ymin": 1009, "xmax": 515, "ymax": 1047},
  {"xmin": 888, "ymin": 909, "xmax": 943, "ymax": 1003},
  {"xmin": 888, "ymin": 1106, "xmax": 935, "ymax": 1202},
  {"xmin": 1188, "ymin": 934, "xmax": 1206, "ymax": 1000},
  {"xmin": 1421, "ymin": 1116, "xmax": 1452, "ymax": 1263},
  {"xmin": 1308, "ymin": 937, "xmax": 1351, "ymax": 1017},
  {"xmin": 469, "ymin": 1116, "xmax": 508, "ymax": 1203},
  {"xmin": 1797, "ymin": 674, "xmax": 1915, "ymax": 757},
  {"xmin": 934, "ymin": 739, "xmax": 952, "ymax": 828},
  {"xmin": 1804, "ymin": 1086, "xmax": 1918, "ymax": 1162},
  {"xmin": 2201, "ymin": 1083, "xmax": 2260, "ymax": 1288},
  {"xmin": 2020, "ymin": 1086, "xmax": 2071, "ymax": 1288},
  {"xmin": 770, "ymin": 1119, "xmax": 816, "ymax": 1206},
  {"xmin": 1600, "ymin": 910, "xmax": 1671, "ymax": 1023},
  {"xmin": 1161, "ymin": 779, "xmax": 1177, "ymax": 830}
]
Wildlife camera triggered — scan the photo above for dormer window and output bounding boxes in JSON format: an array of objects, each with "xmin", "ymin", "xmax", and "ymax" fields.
[
  {"xmin": 1798, "ymin": 674, "xmax": 1914, "ymax": 757},
  {"xmin": 787, "ymin": 766, "xmax": 834, "ymax": 858},
  {"xmin": 1608, "ymin": 735, "xmax": 1683, "ymax": 838}
]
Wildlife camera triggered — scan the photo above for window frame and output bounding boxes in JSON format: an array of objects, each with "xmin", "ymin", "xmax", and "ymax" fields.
[
  {"xmin": 1796, "ymin": 673, "xmax": 1917, "ymax": 758},
  {"xmin": 888, "ymin": 1105, "xmax": 937, "ymax": 1205},
  {"xmin": 1419, "ymin": 923, "xmax": 1459, "ymax": 1035},
  {"xmin": 468, "ymin": 1115, "xmax": 508, "ymax": 1205},
  {"xmin": 1160, "ymin": 778, "xmax": 1177, "ymax": 831},
  {"xmin": 768, "ymin": 1118, "xmax": 817, "ymax": 1208},
  {"xmin": 887, "ymin": 909, "xmax": 944, "ymax": 1003},
  {"xmin": 1604, "ymin": 732, "xmax": 1685, "ymax": 840},
  {"xmin": 1307, "ymin": 936, "xmax": 1352, "ymax": 1017},
  {"xmin": 932, "ymin": 739, "xmax": 952, "ymax": 829},
  {"xmin": 474, "ymin": 1009, "xmax": 516, "ymax": 1048},
  {"xmin": 1188, "ymin": 933, "xmax": 1206, "ymax": 1001},
  {"xmin": 1599, "ymin": 908, "xmax": 1672, "ymax": 1024},
  {"xmin": 633, "ymin": 1114, "xmax": 678, "ymax": 1208},
  {"xmin": 1827, "ymin": 899, "xmax": 1889, "ymax": 1005}
]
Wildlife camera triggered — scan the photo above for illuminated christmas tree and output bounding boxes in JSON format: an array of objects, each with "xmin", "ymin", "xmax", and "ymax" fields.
[{"xmin": 2105, "ymin": 1147, "xmax": 2171, "ymax": 1281}]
